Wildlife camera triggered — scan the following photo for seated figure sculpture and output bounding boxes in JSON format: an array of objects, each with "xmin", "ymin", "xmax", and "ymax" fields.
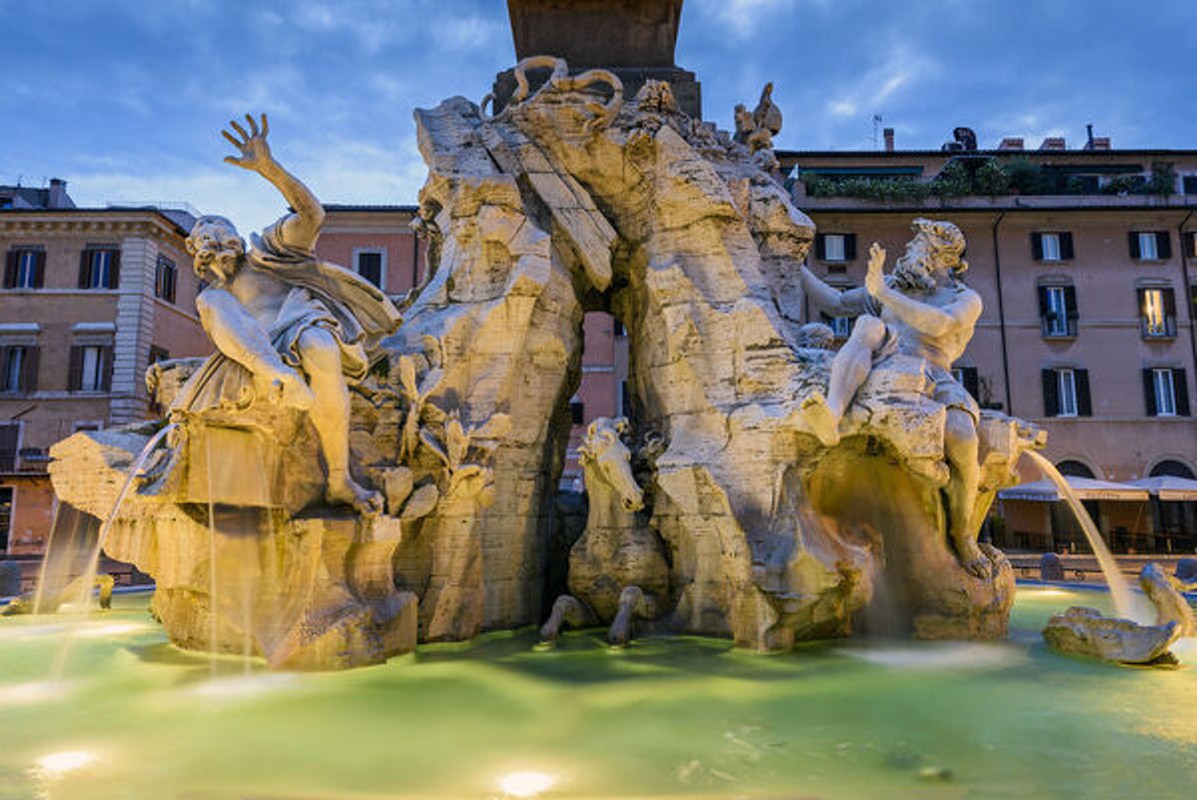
[
  {"xmin": 179, "ymin": 114, "xmax": 401, "ymax": 515},
  {"xmin": 800, "ymin": 218, "xmax": 987, "ymax": 576}
]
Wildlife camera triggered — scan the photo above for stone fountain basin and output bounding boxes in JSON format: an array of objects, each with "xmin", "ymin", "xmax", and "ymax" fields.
[{"xmin": 0, "ymin": 585, "xmax": 1193, "ymax": 799}]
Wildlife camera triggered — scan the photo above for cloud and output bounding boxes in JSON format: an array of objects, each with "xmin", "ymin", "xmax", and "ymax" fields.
[
  {"xmin": 691, "ymin": 0, "xmax": 801, "ymax": 40},
  {"xmin": 823, "ymin": 43, "xmax": 939, "ymax": 121}
]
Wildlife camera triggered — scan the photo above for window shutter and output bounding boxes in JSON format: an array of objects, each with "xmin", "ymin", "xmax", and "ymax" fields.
[
  {"xmin": 0, "ymin": 348, "xmax": 10, "ymax": 389},
  {"xmin": 68, "ymin": 346, "xmax": 83, "ymax": 391},
  {"xmin": 1042, "ymin": 369, "xmax": 1058, "ymax": 417},
  {"xmin": 1128, "ymin": 232, "xmax": 1141, "ymax": 259},
  {"xmin": 843, "ymin": 234, "xmax": 857, "ymax": 261},
  {"xmin": 78, "ymin": 250, "xmax": 91, "ymax": 288},
  {"xmin": 1156, "ymin": 232, "xmax": 1172, "ymax": 260},
  {"xmin": 1143, "ymin": 369, "xmax": 1157, "ymax": 416},
  {"xmin": 814, "ymin": 234, "xmax": 826, "ymax": 261},
  {"xmin": 109, "ymin": 250, "xmax": 121, "ymax": 289},
  {"xmin": 1063, "ymin": 285, "xmax": 1079, "ymax": 335},
  {"xmin": 3, "ymin": 251, "xmax": 16, "ymax": 288},
  {"xmin": 1187, "ymin": 231, "xmax": 1197, "ymax": 259},
  {"xmin": 1060, "ymin": 232, "xmax": 1075, "ymax": 260},
  {"xmin": 1031, "ymin": 233, "xmax": 1043, "ymax": 260},
  {"xmin": 1075, "ymin": 368, "xmax": 1092, "ymax": 416},
  {"xmin": 33, "ymin": 251, "xmax": 46, "ymax": 288},
  {"xmin": 1175, "ymin": 369, "xmax": 1190, "ymax": 417},
  {"xmin": 1164, "ymin": 288, "xmax": 1177, "ymax": 337},
  {"xmin": 101, "ymin": 345, "xmax": 114, "ymax": 391},
  {"xmin": 20, "ymin": 347, "xmax": 38, "ymax": 393},
  {"xmin": 961, "ymin": 367, "xmax": 979, "ymax": 400}
]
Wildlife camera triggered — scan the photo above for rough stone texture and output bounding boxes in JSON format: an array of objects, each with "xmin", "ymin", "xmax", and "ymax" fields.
[
  {"xmin": 49, "ymin": 430, "xmax": 417, "ymax": 670},
  {"xmin": 50, "ymin": 57, "xmax": 1045, "ymax": 665},
  {"xmin": 1043, "ymin": 607, "xmax": 1180, "ymax": 666}
]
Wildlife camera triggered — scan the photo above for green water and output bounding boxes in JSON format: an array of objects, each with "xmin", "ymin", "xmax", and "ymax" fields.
[{"xmin": 0, "ymin": 587, "xmax": 1194, "ymax": 799}]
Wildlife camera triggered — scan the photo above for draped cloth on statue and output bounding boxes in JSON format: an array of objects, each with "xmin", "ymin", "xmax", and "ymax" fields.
[{"xmin": 173, "ymin": 215, "xmax": 403, "ymax": 415}]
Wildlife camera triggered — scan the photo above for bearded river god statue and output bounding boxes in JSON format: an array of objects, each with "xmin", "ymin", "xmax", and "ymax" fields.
[{"xmin": 50, "ymin": 59, "xmax": 1045, "ymax": 670}]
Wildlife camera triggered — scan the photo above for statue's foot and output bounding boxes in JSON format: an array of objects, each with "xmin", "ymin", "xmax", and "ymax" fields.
[
  {"xmin": 801, "ymin": 391, "xmax": 841, "ymax": 447},
  {"xmin": 327, "ymin": 472, "xmax": 383, "ymax": 517},
  {"xmin": 955, "ymin": 538, "xmax": 991, "ymax": 578}
]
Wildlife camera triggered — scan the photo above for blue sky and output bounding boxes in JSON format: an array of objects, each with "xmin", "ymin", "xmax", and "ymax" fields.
[{"xmin": 4, "ymin": 0, "xmax": 1195, "ymax": 233}]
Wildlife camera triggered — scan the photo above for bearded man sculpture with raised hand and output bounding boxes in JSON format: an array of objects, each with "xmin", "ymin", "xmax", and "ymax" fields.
[
  {"xmin": 800, "ymin": 218, "xmax": 986, "ymax": 577},
  {"xmin": 178, "ymin": 113, "xmax": 402, "ymax": 516}
]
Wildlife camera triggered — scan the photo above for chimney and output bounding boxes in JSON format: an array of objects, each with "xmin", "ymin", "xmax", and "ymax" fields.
[
  {"xmin": 47, "ymin": 178, "xmax": 74, "ymax": 209},
  {"xmin": 1039, "ymin": 137, "xmax": 1066, "ymax": 151},
  {"xmin": 1085, "ymin": 124, "xmax": 1095, "ymax": 150},
  {"xmin": 998, "ymin": 137, "xmax": 1024, "ymax": 151},
  {"xmin": 883, "ymin": 127, "xmax": 895, "ymax": 152}
]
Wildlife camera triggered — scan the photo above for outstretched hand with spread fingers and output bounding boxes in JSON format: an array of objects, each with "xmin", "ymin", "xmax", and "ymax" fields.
[{"xmin": 222, "ymin": 113, "xmax": 273, "ymax": 173}]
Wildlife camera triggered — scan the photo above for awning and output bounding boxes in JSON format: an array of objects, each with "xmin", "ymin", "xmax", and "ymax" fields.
[
  {"xmin": 1126, "ymin": 476, "xmax": 1197, "ymax": 502},
  {"xmin": 998, "ymin": 477, "xmax": 1150, "ymax": 502}
]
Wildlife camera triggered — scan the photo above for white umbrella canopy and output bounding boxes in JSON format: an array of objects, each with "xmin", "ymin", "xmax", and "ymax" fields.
[
  {"xmin": 1126, "ymin": 476, "xmax": 1197, "ymax": 502},
  {"xmin": 998, "ymin": 477, "xmax": 1150, "ymax": 502}
]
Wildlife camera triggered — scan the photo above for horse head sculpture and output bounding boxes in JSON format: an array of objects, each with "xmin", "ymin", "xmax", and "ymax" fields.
[{"xmin": 578, "ymin": 417, "xmax": 644, "ymax": 513}]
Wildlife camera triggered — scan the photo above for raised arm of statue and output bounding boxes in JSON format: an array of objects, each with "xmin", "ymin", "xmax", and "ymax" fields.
[
  {"xmin": 864, "ymin": 243, "xmax": 981, "ymax": 337},
  {"xmin": 222, "ymin": 113, "xmax": 326, "ymax": 252}
]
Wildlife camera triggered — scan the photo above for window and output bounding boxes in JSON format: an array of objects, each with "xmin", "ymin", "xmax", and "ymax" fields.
[
  {"xmin": 1056, "ymin": 460, "xmax": 1096, "ymax": 479},
  {"xmin": 0, "ymin": 346, "xmax": 38, "ymax": 394},
  {"xmin": 1138, "ymin": 287, "xmax": 1176, "ymax": 338},
  {"xmin": 1186, "ymin": 231, "xmax": 1197, "ymax": 259},
  {"xmin": 815, "ymin": 233, "xmax": 856, "ymax": 263},
  {"xmin": 569, "ymin": 398, "xmax": 585, "ymax": 425},
  {"xmin": 821, "ymin": 313, "xmax": 853, "ymax": 339},
  {"xmin": 148, "ymin": 346, "xmax": 170, "ymax": 365},
  {"xmin": 1031, "ymin": 232, "xmax": 1073, "ymax": 262},
  {"xmin": 1041, "ymin": 368, "xmax": 1091, "ymax": 417},
  {"xmin": 0, "ymin": 486, "xmax": 11, "ymax": 551},
  {"xmin": 3, "ymin": 248, "xmax": 44, "ymax": 289},
  {"xmin": 951, "ymin": 366, "xmax": 980, "ymax": 400},
  {"xmin": 155, "ymin": 256, "xmax": 177, "ymax": 303},
  {"xmin": 1150, "ymin": 460, "xmax": 1195, "ymax": 479},
  {"xmin": 1183, "ymin": 176, "xmax": 1197, "ymax": 195},
  {"xmin": 78, "ymin": 247, "xmax": 120, "ymax": 289},
  {"xmin": 1129, "ymin": 231, "xmax": 1170, "ymax": 261},
  {"xmin": 1144, "ymin": 368, "xmax": 1190, "ymax": 417},
  {"xmin": 355, "ymin": 249, "xmax": 384, "ymax": 289},
  {"xmin": 1038, "ymin": 284, "xmax": 1077, "ymax": 337},
  {"xmin": 0, "ymin": 424, "xmax": 18, "ymax": 474},
  {"xmin": 613, "ymin": 319, "xmax": 626, "ymax": 337},
  {"xmin": 69, "ymin": 345, "xmax": 113, "ymax": 392}
]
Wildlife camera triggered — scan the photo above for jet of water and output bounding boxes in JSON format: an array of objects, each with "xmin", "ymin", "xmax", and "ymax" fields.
[{"xmin": 1023, "ymin": 451, "xmax": 1151, "ymax": 623}]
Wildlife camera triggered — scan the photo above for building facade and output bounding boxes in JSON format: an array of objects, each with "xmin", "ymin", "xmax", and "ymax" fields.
[
  {"xmin": 0, "ymin": 181, "xmax": 210, "ymax": 556},
  {"xmin": 780, "ymin": 136, "xmax": 1197, "ymax": 552}
]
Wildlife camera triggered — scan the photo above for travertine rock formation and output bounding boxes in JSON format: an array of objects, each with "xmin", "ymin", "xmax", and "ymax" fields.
[{"xmin": 50, "ymin": 56, "xmax": 1045, "ymax": 668}]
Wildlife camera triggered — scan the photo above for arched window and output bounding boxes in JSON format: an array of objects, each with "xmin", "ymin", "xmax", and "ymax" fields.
[
  {"xmin": 1056, "ymin": 460, "xmax": 1095, "ymax": 478},
  {"xmin": 1149, "ymin": 460, "xmax": 1195, "ymax": 479}
]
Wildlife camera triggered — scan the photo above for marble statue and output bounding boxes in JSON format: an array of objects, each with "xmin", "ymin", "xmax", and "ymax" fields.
[
  {"xmin": 1043, "ymin": 607, "xmax": 1181, "ymax": 666},
  {"xmin": 734, "ymin": 82, "xmax": 781, "ymax": 156},
  {"xmin": 801, "ymin": 219, "xmax": 987, "ymax": 577},
  {"xmin": 1042, "ymin": 562, "xmax": 1192, "ymax": 665},
  {"xmin": 540, "ymin": 418, "xmax": 670, "ymax": 645},
  {"xmin": 1140, "ymin": 562, "xmax": 1195, "ymax": 637},
  {"xmin": 181, "ymin": 113, "xmax": 401, "ymax": 516},
  {"xmin": 50, "ymin": 57, "xmax": 1044, "ymax": 668}
]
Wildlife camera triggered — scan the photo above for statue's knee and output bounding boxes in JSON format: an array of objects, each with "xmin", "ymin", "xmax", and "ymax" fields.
[
  {"xmin": 297, "ymin": 327, "xmax": 341, "ymax": 371},
  {"xmin": 944, "ymin": 410, "xmax": 978, "ymax": 455},
  {"xmin": 852, "ymin": 316, "xmax": 886, "ymax": 349}
]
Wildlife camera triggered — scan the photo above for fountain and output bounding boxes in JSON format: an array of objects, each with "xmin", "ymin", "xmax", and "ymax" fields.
[{"xmin": 5, "ymin": 3, "xmax": 1195, "ymax": 795}]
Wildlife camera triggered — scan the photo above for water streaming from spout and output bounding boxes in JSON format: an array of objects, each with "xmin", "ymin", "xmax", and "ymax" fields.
[
  {"xmin": 1022, "ymin": 451, "xmax": 1151, "ymax": 622},
  {"xmin": 48, "ymin": 423, "xmax": 177, "ymax": 677}
]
